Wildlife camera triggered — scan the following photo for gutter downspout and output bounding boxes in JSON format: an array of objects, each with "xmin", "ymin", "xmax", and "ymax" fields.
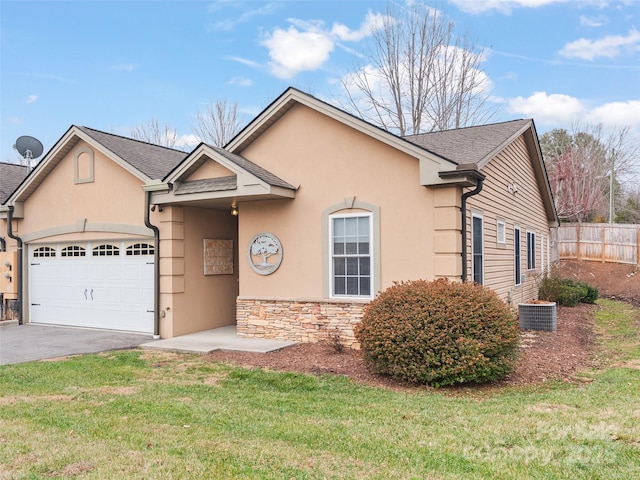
[
  {"xmin": 0, "ymin": 237, "xmax": 5, "ymax": 252},
  {"xmin": 6, "ymin": 206, "xmax": 23, "ymax": 325},
  {"xmin": 144, "ymin": 191, "xmax": 161, "ymax": 339},
  {"xmin": 461, "ymin": 178, "xmax": 484, "ymax": 282}
]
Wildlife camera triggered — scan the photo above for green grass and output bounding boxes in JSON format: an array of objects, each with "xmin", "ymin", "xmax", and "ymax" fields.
[{"xmin": 0, "ymin": 300, "xmax": 638, "ymax": 479}]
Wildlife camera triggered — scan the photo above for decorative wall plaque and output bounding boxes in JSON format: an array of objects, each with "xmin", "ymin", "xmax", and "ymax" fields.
[
  {"xmin": 247, "ymin": 232, "xmax": 282, "ymax": 275},
  {"xmin": 203, "ymin": 239, "xmax": 233, "ymax": 275}
]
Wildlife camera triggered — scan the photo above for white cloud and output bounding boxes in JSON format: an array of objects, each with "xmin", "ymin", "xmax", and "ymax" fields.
[
  {"xmin": 261, "ymin": 25, "xmax": 335, "ymax": 79},
  {"xmin": 228, "ymin": 76, "xmax": 253, "ymax": 87},
  {"xmin": 579, "ymin": 15, "xmax": 607, "ymax": 28},
  {"xmin": 559, "ymin": 29, "xmax": 640, "ymax": 60},
  {"xmin": 174, "ymin": 133, "xmax": 201, "ymax": 149},
  {"xmin": 507, "ymin": 92, "xmax": 640, "ymax": 134},
  {"xmin": 227, "ymin": 56, "xmax": 263, "ymax": 69},
  {"xmin": 507, "ymin": 91, "xmax": 585, "ymax": 124},
  {"xmin": 587, "ymin": 100, "xmax": 640, "ymax": 127},
  {"xmin": 260, "ymin": 12, "xmax": 387, "ymax": 80},
  {"xmin": 26, "ymin": 94, "xmax": 38, "ymax": 104},
  {"xmin": 331, "ymin": 12, "xmax": 387, "ymax": 41},
  {"xmin": 207, "ymin": 1, "xmax": 280, "ymax": 31},
  {"xmin": 110, "ymin": 64, "xmax": 136, "ymax": 71},
  {"xmin": 448, "ymin": 0, "xmax": 571, "ymax": 15}
]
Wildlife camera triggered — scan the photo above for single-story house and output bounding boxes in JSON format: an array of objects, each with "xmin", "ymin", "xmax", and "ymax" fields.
[{"xmin": 0, "ymin": 87, "xmax": 558, "ymax": 346}]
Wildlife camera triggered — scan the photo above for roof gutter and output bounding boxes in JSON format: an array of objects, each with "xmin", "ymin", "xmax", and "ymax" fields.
[
  {"xmin": 439, "ymin": 165, "xmax": 485, "ymax": 282},
  {"xmin": 6, "ymin": 206, "xmax": 23, "ymax": 325},
  {"xmin": 142, "ymin": 181, "xmax": 172, "ymax": 339}
]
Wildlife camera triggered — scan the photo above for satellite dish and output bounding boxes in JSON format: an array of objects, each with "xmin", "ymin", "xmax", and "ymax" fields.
[{"xmin": 14, "ymin": 135, "xmax": 44, "ymax": 161}]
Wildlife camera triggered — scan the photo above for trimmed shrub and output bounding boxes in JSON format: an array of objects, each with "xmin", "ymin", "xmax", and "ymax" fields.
[
  {"xmin": 538, "ymin": 276, "xmax": 598, "ymax": 306},
  {"xmin": 354, "ymin": 279, "xmax": 520, "ymax": 387}
]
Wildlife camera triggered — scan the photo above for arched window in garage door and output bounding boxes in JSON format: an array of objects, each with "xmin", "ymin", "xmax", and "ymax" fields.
[
  {"xmin": 33, "ymin": 246, "xmax": 56, "ymax": 258},
  {"xmin": 61, "ymin": 245, "xmax": 86, "ymax": 257},
  {"xmin": 92, "ymin": 244, "xmax": 120, "ymax": 256},
  {"xmin": 126, "ymin": 243, "xmax": 154, "ymax": 256}
]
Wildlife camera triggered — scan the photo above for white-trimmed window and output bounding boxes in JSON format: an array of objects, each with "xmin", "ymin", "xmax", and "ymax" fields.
[
  {"xmin": 472, "ymin": 213, "xmax": 484, "ymax": 284},
  {"xmin": 514, "ymin": 226, "xmax": 521, "ymax": 285},
  {"xmin": 527, "ymin": 231, "xmax": 536, "ymax": 270},
  {"xmin": 496, "ymin": 219, "xmax": 506, "ymax": 245},
  {"xmin": 330, "ymin": 213, "xmax": 372, "ymax": 298}
]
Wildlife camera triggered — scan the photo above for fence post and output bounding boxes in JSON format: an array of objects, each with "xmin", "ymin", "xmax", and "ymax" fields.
[
  {"xmin": 637, "ymin": 227, "xmax": 640, "ymax": 267},
  {"xmin": 576, "ymin": 223, "xmax": 581, "ymax": 261},
  {"xmin": 601, "ymin": 225, "xmax": 606, "ymax": 263}
]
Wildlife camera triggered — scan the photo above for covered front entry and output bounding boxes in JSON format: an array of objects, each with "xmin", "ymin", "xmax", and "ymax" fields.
[{"xmin": 28, "ymin": 240, "xmax": 155, "ymax": 333}]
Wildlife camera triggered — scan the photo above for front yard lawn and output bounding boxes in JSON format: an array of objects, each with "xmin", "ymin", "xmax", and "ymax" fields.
[{"xmin": 1, "ymin": 299, "xmax": 638, "ymax": 479}]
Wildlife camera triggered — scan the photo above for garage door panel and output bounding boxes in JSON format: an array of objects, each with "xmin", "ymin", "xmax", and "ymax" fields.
[{"xmin": 29, "ymin": 242, "xmax": 154, "ymax": 333}]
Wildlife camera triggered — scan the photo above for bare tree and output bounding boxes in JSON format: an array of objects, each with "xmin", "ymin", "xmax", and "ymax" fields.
[
  {"xmin": 541, "ymin": 123, "xmax": 638, "ymax": 222},
  {"xmin": 192, "ymin": 98, "xmax": 243, "ymax": 147},
  {"xmin": 129, "ymin": 119, "xmax": 178, "ymax": 148},
  {"xmin": 341, "ymin": 1, "xmax": 495, "ymax": 135}
]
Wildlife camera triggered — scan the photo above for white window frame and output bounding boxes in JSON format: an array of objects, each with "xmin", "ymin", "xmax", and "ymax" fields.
[
  {"xmin": 496, "ymin": 219, "xmax": 506, "ymax": 245},
  {"xmin": 514, "ymin": 226, "xmax": 522, "ymax": 285},
  {"xmin": 329, "ymin": 212, "xmax": 373, "ymax": 299},
  {"xmin": 527, "ymin": 230, "xmax": 536, "ymax": 270},
  {"xmin": 471, "ymin": 212, "xmax": 484, "ymax": 285}
]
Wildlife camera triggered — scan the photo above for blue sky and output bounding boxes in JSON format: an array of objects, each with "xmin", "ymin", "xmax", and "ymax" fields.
[{"xmin": 1, "ymin": 0, "xmax": 639, "ymax": 166}]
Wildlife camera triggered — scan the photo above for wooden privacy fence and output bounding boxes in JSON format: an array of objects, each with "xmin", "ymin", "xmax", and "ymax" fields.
[{"xmin": 557, "ymin": 223, "xmax": 640, "ymax": 265}]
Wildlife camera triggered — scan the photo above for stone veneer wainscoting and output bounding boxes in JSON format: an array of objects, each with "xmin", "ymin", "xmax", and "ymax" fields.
[{"xmin": 236, "ymin": 298, "xmax": 368, "ymax": 349}]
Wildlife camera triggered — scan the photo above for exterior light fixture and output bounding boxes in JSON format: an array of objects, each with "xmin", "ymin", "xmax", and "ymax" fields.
[{"xmin": 231, "ymin": 205, "xmax": 239, "ymax": 216}]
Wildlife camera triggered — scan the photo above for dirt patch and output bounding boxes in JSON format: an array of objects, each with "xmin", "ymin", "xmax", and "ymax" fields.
[{"xmin": 556, "ymin": 259, "xmax": 640, "ymax": 306}]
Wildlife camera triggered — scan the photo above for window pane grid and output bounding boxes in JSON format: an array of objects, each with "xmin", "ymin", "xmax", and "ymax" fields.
[
  {"xmin": 331, "ymin": 215, "xmax": 371, "ymax": 297},
  {"xmin": 61, "ymin": 246, "xmax": 86, "ymax": 257},
  {"xmin": 92, "ymin": 244, "xmax": 120, "ymax": 256},
  {"xmin": 33, "ymin": 247, "xmax": 56, "ymax": 258}
]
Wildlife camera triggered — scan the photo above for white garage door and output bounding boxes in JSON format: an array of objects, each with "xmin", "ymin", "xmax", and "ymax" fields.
[{"xmin": 29, "ymin": 241, "xmax": 154, "ymax": 333}]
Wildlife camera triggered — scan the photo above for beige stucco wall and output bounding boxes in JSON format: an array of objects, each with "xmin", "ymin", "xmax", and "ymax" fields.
[
  {"xmin": 19, "ymin": 143, "xmax": 147, "ymax": 235},
  {"xmin": 158, "ymin": 205, "xmax": 238, "ymax": 338},
  {"xmin": 467, "ymin": 136, "xmax": 551, "ymax": 305},
  {"xmin": 186, "ymin": 158, "xmax": 235, "ymax": 181},
  {"xmin": 235, "ymin": 103, "xmax": 442, "ymax": 300}
]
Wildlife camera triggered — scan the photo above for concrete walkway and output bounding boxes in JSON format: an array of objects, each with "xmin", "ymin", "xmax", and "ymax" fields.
[
  {"xmin": 0, "ymin": 322, "xmax": 295, "ymax": 366},
  {"xmin": 140, "ymin": 325, "xmax": 295, "ymax": 354}
]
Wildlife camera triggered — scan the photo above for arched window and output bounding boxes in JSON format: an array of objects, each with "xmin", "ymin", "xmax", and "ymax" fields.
[
  {"xmin": 92, "ymin": 244, "xmax": 120, "ymax": 256},
  {"xmin": 126, "ymin": 243, "xmax": 154, "ymax": 256},
  {"xmin": 61, "ymin": 245, "xmax": 86, "ymax": 257},
  {"xmin": 33, "ymin": 246, "xmax": 56, "ymax": 258}
]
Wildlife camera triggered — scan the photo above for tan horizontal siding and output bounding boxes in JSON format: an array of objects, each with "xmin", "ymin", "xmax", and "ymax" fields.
[{"xmin": 467, "ymin": 136, "xmax": 551, "ymax": 305}]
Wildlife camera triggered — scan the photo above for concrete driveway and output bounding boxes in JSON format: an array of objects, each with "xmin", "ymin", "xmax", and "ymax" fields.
[{"xmin": 0, "ymin": 321, "xmax": 154, "ymax": 365}]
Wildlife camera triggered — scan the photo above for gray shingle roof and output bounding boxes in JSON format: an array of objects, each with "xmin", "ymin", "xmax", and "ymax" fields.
[
  {"xmin": 403, "ymin": 119, "xmax": 531, "ymax": 165},
  {"xmin": 0, "ymin": 162, "xmax": 29, "ymax": 204},
  {"xmin": 207, "ymin": 144, "xmax": 296, "ymax": 190},
  {"xmin": 77, "ymin": 126, "xmax": 187, "ymax": 179},
  {"xmin": 174, "ymin": 176, "xmax": 238, "ymax": 195}
]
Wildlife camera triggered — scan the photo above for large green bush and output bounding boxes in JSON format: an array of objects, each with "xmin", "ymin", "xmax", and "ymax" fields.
[
  {"xmin": 354, "ymin": 279, "xmax": 520, "ymax": 387},
  {"xmin": 538, "ymin": 276, "xmax": 598, "ymax": 306}
]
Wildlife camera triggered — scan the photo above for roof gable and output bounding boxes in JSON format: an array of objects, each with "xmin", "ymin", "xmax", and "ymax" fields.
[
  {"xmin": 77, "ymin": 127, "xmax": 187, "ymax": 179},
  {"xmin": 225, "ymin": 87, "xmax": 457, "ymax": 186},
  {"xmin": 6, "ymin": 126, "xmax": 187, "ymax": 206},
  {"xmin": 154, "ymin": 143, "xmax": 296, "ymax": 209}
]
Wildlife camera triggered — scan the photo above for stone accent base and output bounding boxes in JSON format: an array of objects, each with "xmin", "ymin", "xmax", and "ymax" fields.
[{"xmin": 236, "ymin": 297, "xmax": 368, "ymax": 349}]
